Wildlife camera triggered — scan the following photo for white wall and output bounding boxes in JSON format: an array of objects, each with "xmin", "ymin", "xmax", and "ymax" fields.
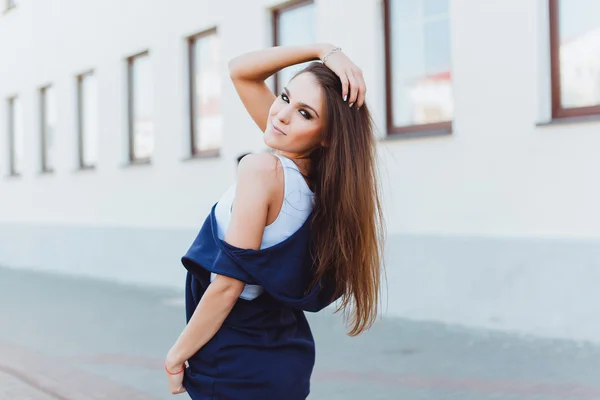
[
  {"xmin": 380, "ymin": 0, "xmax": 600, "ymax": 239},
  {"xmin": 2, "ymin": 0, "xmax": 600, "ymax": 341}
]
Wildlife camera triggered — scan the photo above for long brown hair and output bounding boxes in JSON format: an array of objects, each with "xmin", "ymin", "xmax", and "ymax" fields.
[{"xmin": 294, "ymin": 63, "xmax": 385, "ymax": 336}]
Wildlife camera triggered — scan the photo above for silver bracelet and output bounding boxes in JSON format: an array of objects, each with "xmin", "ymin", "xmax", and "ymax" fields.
[{"xmin": 322, "ymin": 47, "xmax": 342, "ymax": 65}]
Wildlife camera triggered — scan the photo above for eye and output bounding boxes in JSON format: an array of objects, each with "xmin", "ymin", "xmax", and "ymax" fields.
[
  {"xmin": 280, "ymin": 93, "xmax": 289, "ymax": 103},
  {"xmin": 299, "ymin": 110, "xmax": 312, "ymax": 120}
]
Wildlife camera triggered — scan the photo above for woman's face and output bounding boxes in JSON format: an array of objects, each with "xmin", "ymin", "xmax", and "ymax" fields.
[{"xmin": 264, "ymin": 72, "xmax": 325, "ymax": 155}]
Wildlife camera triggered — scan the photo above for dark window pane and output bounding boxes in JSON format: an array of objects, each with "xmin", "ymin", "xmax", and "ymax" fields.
[
  {"xmin": 42, "ymin": 86, "xmax": 57, "ymax": 172},
  {"xmin": 275, "ymin": 2, "xmax": 316, "ymax": 90},
  {"xmin": 393, "ymin": 0, "xmax": 420, "ymax": 24},
  {"xmin": 557, "ymin": 0, "xmax": 600, "ymax": 109},
  {"xmin": 424, "ymin": 18, "xmax": 451, "ymax": 74},
  {"xmin": 79, "ymin": 73, "xmax": 98, "ymax": 167},
  {"xmin": 192, "ymin": 32, "xmax": 222, "ymax": 154},
  {"xmin": 8, "ymin": 97, "xmax": 23, "ymax": 175},
  {"xmin": 389, "ymin": 0, "xmax": 453, "ymax": 127},
  {"xmin": 130, "ymin": 54, "xmax": 154, "ymax": 161},
  {"xmin": 424, "ymin": 0, "xmax": 448, "ymax": 17}
]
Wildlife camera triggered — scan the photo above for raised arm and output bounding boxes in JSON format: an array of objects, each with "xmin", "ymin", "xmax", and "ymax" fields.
[
  {"xmin": 228, "ymin": 44, "xmax": 334, "ymax": 132},
  {"xmin": 229, "ymin": 43, "xmax": 367, "ymax": 131}
]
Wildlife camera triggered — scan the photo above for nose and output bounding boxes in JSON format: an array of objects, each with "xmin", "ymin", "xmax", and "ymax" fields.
[{"xmin": 275, "ymin": 105, "xmax": 292, "ymax": 125}]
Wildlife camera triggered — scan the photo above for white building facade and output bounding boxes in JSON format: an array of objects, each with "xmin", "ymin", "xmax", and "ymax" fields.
[{"xmin": 2, "ymin": 0, "xmax": 600, "ymax": 342}]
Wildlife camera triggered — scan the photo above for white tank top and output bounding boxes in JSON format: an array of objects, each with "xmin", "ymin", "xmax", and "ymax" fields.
[{"xmin": 211, "ymin": 154, "xmax": 315, "ymax": 300}]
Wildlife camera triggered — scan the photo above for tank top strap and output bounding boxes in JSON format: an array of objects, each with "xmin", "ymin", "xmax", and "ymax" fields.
[
  {"xmin": 273, "ymin": 154, "xmax": 311, "ymax": 198},
  {"xmin": 273, "ymin": 153, "xmax": 298, "ymax": 173}
]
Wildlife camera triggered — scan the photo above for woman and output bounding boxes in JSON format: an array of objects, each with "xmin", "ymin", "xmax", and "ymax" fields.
[{"xmin": 165, "ymin": 43, "xmax": 384, "ymax": 399}]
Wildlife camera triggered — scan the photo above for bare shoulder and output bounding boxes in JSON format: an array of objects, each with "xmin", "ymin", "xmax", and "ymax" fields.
[
  {"xmin": 236, "ymin": 153, "xmax": 283, "ymax": 194},
  {"xmin": 237, "ymin": 153, "xmax": 281, "ymax": 179}
]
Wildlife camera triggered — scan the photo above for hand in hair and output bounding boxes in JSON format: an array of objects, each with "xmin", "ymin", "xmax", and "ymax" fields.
[{"xmin": 319, "ymin": 46, "xmax": 367, "ymax": 109}]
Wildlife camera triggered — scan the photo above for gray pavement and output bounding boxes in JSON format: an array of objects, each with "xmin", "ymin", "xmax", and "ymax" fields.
[{"xmin": 1, "ymin": 266, "xmax": 600, "ymax": 400}]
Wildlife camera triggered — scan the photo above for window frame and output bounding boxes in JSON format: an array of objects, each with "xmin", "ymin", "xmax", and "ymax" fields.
[
  {"xmin": 7, "ymin": 96, "xmax": 20, "ymax": 177},
  {"xmin": 272, "ymin": 0, "xmax": 314, "ymax": 96},
  {"xmin": 187, "ymin": 27, "xmax": 221, "ymax": 159},
  {"xmin": 548, "ymin": 0, "xmax": 600, "ymax": 119},
  {"xmin": 40, "ymin": 85, "xmax": 55, "ymax": 174},
  {"xmin": 126, "ymin": 50, "xmax": 152, "ymax": 165},
  {"xmin": 76, "ymin": 70, "xmax": 97, "ymax": 170},
  {"xmin": 383, "ymin": 0, "xmax": 453, "ymax": 136}
]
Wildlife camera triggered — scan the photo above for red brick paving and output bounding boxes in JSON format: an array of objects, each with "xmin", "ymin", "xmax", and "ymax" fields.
[
  {"xmin": 5, "ymin": 342, "xmax": 600, "ymax": 399},
  {"xmin": 63, "ymin": 352, "xmax": 600, "ymax": 400},
  {"xmin": 0, "ymin": 369, "xmax": 64, "ymax": 400},
  {"xmin": 0, "ymin": 341, "xmax": 155, "ymax": 400}
]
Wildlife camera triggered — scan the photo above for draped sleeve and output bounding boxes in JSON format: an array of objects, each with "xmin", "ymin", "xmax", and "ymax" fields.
[{"xmin": 181, "ymin": 204, "xmax": 337, "ymax": 312}]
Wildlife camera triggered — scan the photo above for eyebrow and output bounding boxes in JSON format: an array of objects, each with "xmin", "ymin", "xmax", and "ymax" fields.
[{"xmin": 284, "ymin": 87, "xmax": 320, "ymax": 118}]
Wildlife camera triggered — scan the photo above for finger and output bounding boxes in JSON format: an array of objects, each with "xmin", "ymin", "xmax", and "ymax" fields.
[
  {"xmin": 168, "ymin": 375, "xmax": 186, "ymax": 394},
  {"xmin": 357, "ymin": 78, "xmax": 367, "ymax": 109},
  {"xmin": 347, "ymin": 70, "xmax": 359, "ymax": 107},
  {"xmin": 352, "ymin": 68, "xmax": 366, "ymax": 108},
  {"xmin": 340, "ymin": 74, "xmax": 349, "ymax": 102}
]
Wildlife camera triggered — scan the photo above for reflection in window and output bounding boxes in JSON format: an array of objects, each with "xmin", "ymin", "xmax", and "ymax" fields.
[
  {"xmin": 41, "ymin": 85, "xmax": 57, "ymax": 173},
  {"xmin": 555, "ymin": 0, "xmax": 600, "ymax": 110},
  {"xmin": 8, "ymin": 96, "xmax": 23, "ymax": 176},
  {"xmin": 388, "ymin": 0, "xmax": 453, "ymax": 128},
  {"xmin": 273, "ymin": 1, "xmax": 316, "ymax": 93},
  {"xmin": 128, "ymin": 52, "xmax": 154, "ymax": 162},
  {"xmin": 189, "ymin": 29, "xmax": 222, "ymax": 155},
  {"xmin": 78, "ymin": 72, "xmax": 98, "ymax": 168}
]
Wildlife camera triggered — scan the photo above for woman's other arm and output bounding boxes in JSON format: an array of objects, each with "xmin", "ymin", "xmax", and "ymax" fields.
[{"xmin": 165, "ymin": 154, "xmax": 280, "ymax": 393}]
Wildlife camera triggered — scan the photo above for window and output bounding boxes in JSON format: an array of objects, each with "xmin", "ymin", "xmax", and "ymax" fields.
[
  {"xmin": 40, "ymin": 85, "xmax": 57, "ymax": 173},
  {"xmin": 384, "ymin": 0, "xmax": 453, "ymax": 135},
  {"xmin": 188, "ymin": 28, "xmax": 222, "ymax": 157},
  {"xmin": 127, "ymin": 51, "xmax": 154, "ymax": 163},
  {"xmin": 549, "ymin": 0, "xmax": 600, "ymax": 119},
  {"xmin": 7, "ymin": 96, "xmax": 23, "ymax": 176},
  {"xmin": 77, "ymin": 71, "xmax": 99, "ymax": 169},
  {"xmin": 272, "ymin": 0, "xmax": 316, "ymax": 94}
]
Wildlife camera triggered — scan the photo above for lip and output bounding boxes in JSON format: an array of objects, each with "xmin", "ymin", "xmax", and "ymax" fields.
[{"xmin": 271, "ymin": 123, "xmax": 287, "ymax": 136}]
